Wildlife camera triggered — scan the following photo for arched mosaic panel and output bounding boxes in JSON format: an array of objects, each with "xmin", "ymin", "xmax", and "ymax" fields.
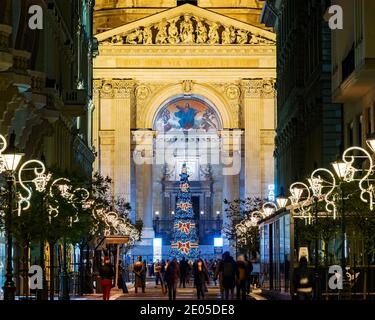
[{"xmin": 153, "ymin": 95, "xmax": 222, "ymax": 133}]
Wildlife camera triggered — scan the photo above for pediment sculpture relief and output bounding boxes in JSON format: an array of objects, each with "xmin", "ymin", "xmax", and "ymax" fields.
[{"xmin": 101, "ymin": 14, "xmax": 275, "ymax": 46}]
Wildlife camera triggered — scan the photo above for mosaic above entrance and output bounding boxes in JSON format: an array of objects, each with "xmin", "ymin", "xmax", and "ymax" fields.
[{"xmin": 154, "ymin": 97, "xmax": 221, "ymax": 133}]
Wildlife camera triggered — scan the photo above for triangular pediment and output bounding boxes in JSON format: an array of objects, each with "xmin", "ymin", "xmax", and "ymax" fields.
[{"xmin": 96, "ymin": 4, "xmax": 275, "ymax": 46}]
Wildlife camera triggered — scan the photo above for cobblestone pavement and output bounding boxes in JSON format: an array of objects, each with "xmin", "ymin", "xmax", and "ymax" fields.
[{"xmin": 72, "ymin": 281, "xmax": 264, "ymax": 300}]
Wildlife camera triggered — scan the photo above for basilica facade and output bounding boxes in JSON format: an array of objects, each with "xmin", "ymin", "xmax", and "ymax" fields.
[{"xmin": 93, "ymin": 0, "xmax": 276, "ymax": 258}]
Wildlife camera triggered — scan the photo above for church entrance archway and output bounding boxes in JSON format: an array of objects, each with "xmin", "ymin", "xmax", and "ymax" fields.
[{"xmin": 151, "ymin": 95, "xmax": 224, "ymax": 258}]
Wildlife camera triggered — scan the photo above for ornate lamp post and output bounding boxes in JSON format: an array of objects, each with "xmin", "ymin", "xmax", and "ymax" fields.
[
  {"xmin": 308, "ymin": 168, "xmax": 337, "ymax": 300},
  {"xmin": 0, "ymin": 132, "xmax": 48, "ymax": 300},
  {"xmin": 331, "ymin": 159, "xmax": 350, "ymax": 298},
  {"xmin": 0, "ymin": 133, "xmax": 24, "ymax": 300}
]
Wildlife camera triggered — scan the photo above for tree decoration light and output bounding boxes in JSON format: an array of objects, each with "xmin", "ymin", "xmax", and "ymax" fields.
[
  {"xmin": 170, "ymin": 163, "xmax": 199, "ymax": 259},
  {"xmin": 97, "ymin": 209, "xmax": 140, "ymax": 244}
]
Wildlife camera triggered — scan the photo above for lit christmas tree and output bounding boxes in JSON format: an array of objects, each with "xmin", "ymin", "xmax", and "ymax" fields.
[{"xmin": 170, "ymin": 163, "xmax": 199, "ymax": 259}]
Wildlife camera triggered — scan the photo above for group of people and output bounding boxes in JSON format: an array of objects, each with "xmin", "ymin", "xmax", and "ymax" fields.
[
  {"xmin": 131, "ymin": 252, "xmax": 256, "ymax": 300},
  {"xmin": 98, "ymin": 251, "xmax": 259, "ymax": 300}
]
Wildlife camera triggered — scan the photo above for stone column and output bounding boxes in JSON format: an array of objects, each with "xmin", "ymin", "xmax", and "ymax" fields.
[
  {"xmin": 92, "ymin": 80, "xmax": 101, "ymax": 173},
  {"xmin": 221, "ymin": 130, "xmax": 242, "ymax": 253},
  {"xmin": 133, "ymin": 129, "xmax": 155, "ymax": 254},
  {"xmin": 112, "ymin": 80, "xmax": 135, "ymax": 203},
  {"xmin": 241, "ymin": 79, "xmax": 276, "ymax": 198},
  {"xmin": 241, "ymin": 79, "xmax": 263, "ymax": 198}
]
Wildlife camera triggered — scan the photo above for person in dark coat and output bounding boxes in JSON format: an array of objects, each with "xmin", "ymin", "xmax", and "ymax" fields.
[
  {"xmin": 179, "ymin": 257, "xmax": 189, "ymax": 288},
  {"xmin": 218, "ymin": 251, "xmax": 238, "ymax": 300},
  {"xmin": 244, "ymin": 254, "xmax": 253, "ymax": 294},
  {"xmin": 133, "ymin": 256, "xmax": 146, "ymax": 293},
  {"xmin": 236, "ymin": 255, "xmax": 248, "ymax": 300},
  {"xmin": 165, "ymin": 258, "xmax": 180, "ymax": 300},
  {"xmin": 193, "ymin": 258, "xmax": 210, "ymax": 300},
  {"xmin": 293, "ymin": 257, "xmax": 313, "ymax": 300},
  {"xmin": 99, "ymin": 256, "xmax": 114, "ymax": 300},
  {"xmin": 143, "ymin": 260, "xmax": 148, "ymax": 287},
  {"xmin": 160, "ymin": 259, "xmax": 167, "ymax": 294}
]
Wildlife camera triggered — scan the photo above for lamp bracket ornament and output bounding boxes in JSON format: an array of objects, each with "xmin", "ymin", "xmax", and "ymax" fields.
[
  {"xmin": 310, "ymin": 168, "xmax": 337, "ymax": 219},
  {"xmin": 342, "ymin": 147, "xmax": 374, "ymax": 210},
  {"xmin": 289, "ymin": 182, "xmax": 312, "ymax": 222},
  {"xmin": 17, "ymin": 160, "xmax": 48, "ymax": 216}
]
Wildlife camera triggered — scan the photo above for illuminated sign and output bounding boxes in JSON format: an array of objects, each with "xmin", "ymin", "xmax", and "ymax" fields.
[
  {"xmin": 214, "ymin": 237, "xmax": 223, "ymax": 247},
  {"xmin": 153, "ymin": 238, "xmax": 162, "ymax": 262},
  {"xmin": 268, "ymin": 184, "xmax": 275, "ymax": 201}
]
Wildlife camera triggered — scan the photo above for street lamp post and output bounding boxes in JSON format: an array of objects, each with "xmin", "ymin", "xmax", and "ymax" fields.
[
  {"xmin": 61, "ymin": 237, "xmax": 70, "ymax": 300},
  {"xmin": 3, "ymin": 176, "xmax": 15, "ymax": 300},
  {"xmin": 1, "ymin": 132, "xmax": 24, "ymax": 300},
  {"xmin": 313, "ymin": 195, "xmax": 319, "ymax": 300},
  {"xmin": 331, "ymin": 160, "xmax": 349, "ymax": 298}
]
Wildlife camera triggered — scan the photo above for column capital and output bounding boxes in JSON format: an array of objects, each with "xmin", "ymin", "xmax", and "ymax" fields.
[
  {"xmin": 240, "ymin": 78, "xmax": 276, "ymax": 99},
  {"xmin": 132, "ymin": 129, "xmax": 156, "ymax": 142},
  {"xmin": 94, "ymin": 79, "xmax": 136, "ymax": 99},
  {"xmin": 219, "ymin": 129, "xmax": 243, "ymax": 138}
]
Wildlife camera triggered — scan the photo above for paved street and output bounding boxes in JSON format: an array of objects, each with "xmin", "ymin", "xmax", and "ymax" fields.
[{"xmin": 72, "ymin": 281, "xmax": 265, "ymax": 301}]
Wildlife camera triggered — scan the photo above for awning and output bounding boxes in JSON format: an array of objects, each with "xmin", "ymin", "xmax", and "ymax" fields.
[{"xmin": 104, "ymin": 236, "xmax": 130, "ymax": 245}]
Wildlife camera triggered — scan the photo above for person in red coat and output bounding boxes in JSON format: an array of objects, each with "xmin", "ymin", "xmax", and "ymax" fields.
[{"xmin": 99, "ymin": 257, "xmax": 114, "ymax": 300}]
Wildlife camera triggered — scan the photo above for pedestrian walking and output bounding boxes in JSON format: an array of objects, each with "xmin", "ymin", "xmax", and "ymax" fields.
[
  {"xmin": 143, "ymin": 259, "xmax": 148, "ymax": 280},
  {"xmin": 214, "ymin": 258, "xmax": 224, "ymax": 296},
  {"xmin": 133, "ymin": 256, "xmax": 146, "ymax": 293},
  {"xmin": 117, "ymin": 260, "xmax": 127, "ymax": 293},
  {"xmin": 179, "ymin": 257, "xmax": 188, "ymax": 288},
  {"xmin": 218, "ymin": 251, "xmax": 238, "ymax": 300},
  {"xmin": 99, "ymin": 256, "xmax": 114, "ymax": 300},
  {"xmin": 293, "ymin": 257, "xmax": 313, "ymax": 300},
  {"xmin": 186, "ymin": 260, "xmax": 193, "ymax": 285},
  {"xmin": 165, "ymin": 257, "xmax": 180, "ymax": 300},
  {"xmin": 193, "ymin": 258, "xmax": 210, "ymax": 300},
  {"xmin": 244, "ymin": 254, "xmax": 253, "ymax": 294},
  {"xmin": 160, "ymin": 259, "xmax": 167, "ymax": 294},
  {"xmin": 250, "ymin": 251, "xmax": 260, "ymax": 289},
  {"xmin": 203, "ymin": 259, "xmax": 209, "ymax": 292},
  {"xmin": 210, "ymin": 260, "xmax": 217, "ymax": 285},
  {"xmin": 154, "ymin": 260, "xmax": 162, "ymax": 287},
  {"xmin": 236, "ymin": 255, "xmax": 248, "ymax": 300}
]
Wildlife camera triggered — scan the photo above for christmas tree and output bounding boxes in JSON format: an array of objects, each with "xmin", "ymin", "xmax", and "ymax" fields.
[{"xmin": 170, "ymin": 163, "xmax": 199, "ymax": 259}]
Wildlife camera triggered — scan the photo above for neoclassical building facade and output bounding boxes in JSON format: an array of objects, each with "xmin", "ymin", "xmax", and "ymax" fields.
[{"xmin": 93, "ymin": 0, "xmax": 276, "ymax": 257}]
